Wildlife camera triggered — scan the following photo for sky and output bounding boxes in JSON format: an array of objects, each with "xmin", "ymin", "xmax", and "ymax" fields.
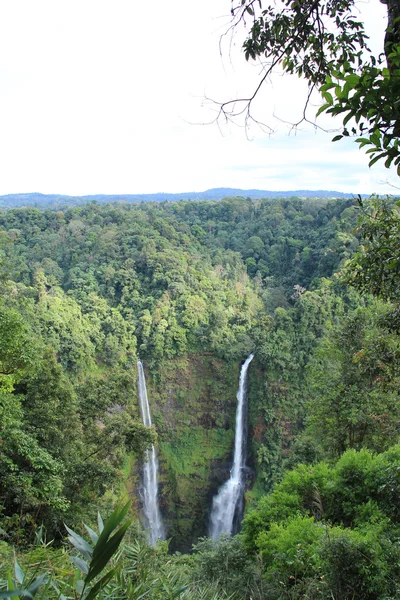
[{"xmin": 0, "ymin": 0, "xmax": 395, "ymax": 196}]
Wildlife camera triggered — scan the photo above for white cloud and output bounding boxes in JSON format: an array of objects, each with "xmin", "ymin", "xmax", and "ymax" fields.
[{"xmin": 0, "ymin": 0, "xmax": 394, "ymax": 195}]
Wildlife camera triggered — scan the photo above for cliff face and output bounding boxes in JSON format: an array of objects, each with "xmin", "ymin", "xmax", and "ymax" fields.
[
  {"xmin": 143, "ymin": 354, "xmax": 241, "ymax": 551},
  {"xmin": 133, "ymin": 354, "xmax": 294, "ymax": 551}
]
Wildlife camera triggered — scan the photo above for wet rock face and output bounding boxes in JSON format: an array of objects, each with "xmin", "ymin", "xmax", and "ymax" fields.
[
  {"xmin": 134, "ymin": 353, "xmax": 278, "ymax": 552},
  {"xmin": 143, "ymin": 354, "xmax": 240, "ymax": 552}
]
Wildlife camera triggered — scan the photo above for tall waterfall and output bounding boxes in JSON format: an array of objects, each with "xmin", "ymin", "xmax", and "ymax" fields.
[
  {"xmin": 209, "ymin": 353, "xmax": 254, "ymax": 539},
  {"xmin": 137, "ymin": 360, "xmax": 165, "ymax": 545}
]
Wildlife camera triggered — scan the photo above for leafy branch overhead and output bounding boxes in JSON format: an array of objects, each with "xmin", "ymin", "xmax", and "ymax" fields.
[
  {"xmin": 318, "ymin": 46, "xmax": 400, "ymax": 174},
  {"xmin": 220, "ymin": 0, "xmax": 400, "ymax": 173}
]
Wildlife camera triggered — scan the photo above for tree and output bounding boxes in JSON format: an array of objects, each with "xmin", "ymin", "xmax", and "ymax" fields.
[
  {"xmin": 242, "ymin": 446, "xmax": 400, "ymax": 599},
  {"xmin": 219, "ymin": 0, "xmax": 400, "ymax": 173},
  {"xmin": 344, "ymin": 197, "xmax": 400, "ymax": 304},
  {"xmin": 0, "ymin": 307, "xmax": 35, "ymax": 382},
  {"xmin": 306, "ymin": 305, "xmax": 400, "ymax": 455},
  {"xmin": 0, "ymin": 307, "xmax": 69, "ymax": 540}
]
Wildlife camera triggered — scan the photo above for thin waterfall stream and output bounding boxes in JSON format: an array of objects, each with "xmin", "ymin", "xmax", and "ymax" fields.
[
  {"xmin": 137, "ymin": 360, "xmax": 165, "ymax": 545},
  {"xmin": 209, "ymin": 353, "xmax": 254, "ymax": 539}
]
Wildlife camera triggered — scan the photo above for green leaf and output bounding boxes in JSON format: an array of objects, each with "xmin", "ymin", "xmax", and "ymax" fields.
[
  {"xmin": 65, "ymin": 525, "xmax": 93, "ymax": 561},
  {"xmin": 334, "ymin": 85, "xmax": 342, "ymax": 99},
  {"xmin": 75, "ymin": 580, "xmax": 85, "ymax": 596},
  {"xmin": 97, "ymin": 513, "xmax": 104, "ymax": 535},
  {"xmin": 84, "ymin": 569, "xmax": 116, "ymax": 600},
  {"xmin": 86, "ymin": 520, "xmax": 132, "ymax": 584},
  {"xmin": 385, "ymin": 156, "xmax": 393, "ymax": 168},
  {"xmin": 345, "ymin": 73, "xmax": 360, "ymax": 87},
  {"xmin": 316, "ymin": 103, "xmax": 330, "ymax": 117},
  {"xmin": 92, "ymin": 503, "xmax": 130, "ymax": 561},
  {"xmin": 14, "ymin": 560, "xmax": 24, "ymax": 586},
  {"xmin": 26, "ymin": 575, "xmax": 48, "ymax": 599},
  {"xmin": 356, "ymin": 137, "xmax": 372, "ymax": 148},
  {"xmin": 332, "ymin": 135, "xmax": 343, "ymax": 142},
  {"xmin": 322, "ymin": 91, "xmax": 334, "ymax": 105},
  {"xmin": 84, "ymin": 525, "xmax": 99, "ymax": 545},
  {"xmin": 320, "ymin": 82, "xmax": 336, "ymax": 92},
  {"xmin": 342, "ymin": 82, "xmax": 351, "ymax": 99},
  {"xmin": 369, "ymin": 153, "xmax": 386, "ymax": 167},
  {"xmin": 343, "ymin": 111, "xmax": 355, "ymax": 126},
  {"xmin": 70, "ymin": 557, "xmax": 89, "ymax": 575},
  {"xmin": 0, "ymin": 578, "xmax": 48, "ymax": 600},
  {"xmin": 370, "ymin": 131, "xmax": 381, "ymax": 146}
]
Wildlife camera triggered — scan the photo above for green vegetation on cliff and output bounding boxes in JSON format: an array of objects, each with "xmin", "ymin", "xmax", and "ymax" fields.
[
  {"xmin": 1, "ymin": 195, "xmax": 400, "ymax": 599},
  {"xmin": 0, "ymin": 200, "xmax": 260, "ymax": 544},
  {"xmin": 145, "ymin": 354, "xmax": 240, "ymax": 551}
]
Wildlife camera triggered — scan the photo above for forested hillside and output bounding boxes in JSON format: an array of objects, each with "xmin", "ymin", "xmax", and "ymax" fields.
[
  {"xmin": 0, "ymin": 189, "xmax": 356, "ymax": 209},
  {"xmin": 0, "ymin": 195, "xmax": 399, "ymax": 598}
]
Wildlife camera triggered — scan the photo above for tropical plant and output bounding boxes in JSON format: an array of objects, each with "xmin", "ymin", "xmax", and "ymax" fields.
[{"xmin": 0, "ymin": 503, "xmax": 132, "ymax": 600}]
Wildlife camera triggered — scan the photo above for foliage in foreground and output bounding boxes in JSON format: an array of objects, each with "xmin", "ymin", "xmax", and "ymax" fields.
[
  {"xmin": 0, "ymin": 503, "xmax": 133, "ymax": 600},
  {"xmin": 0, "ymin": 507, "xmax": 233, "ymax": 600},
  {"xmin": 242, "ymin": 444, "xmax": 400, "ymax": 599},
  {"xmin": 4, "ymin": 447, "xmax": 400, "ymax": 600}
]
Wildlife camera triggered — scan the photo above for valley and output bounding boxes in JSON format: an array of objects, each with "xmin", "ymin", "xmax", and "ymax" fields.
[{"xmin": 0, "ymin": 194, "xmax": 399, "ymax": 598}]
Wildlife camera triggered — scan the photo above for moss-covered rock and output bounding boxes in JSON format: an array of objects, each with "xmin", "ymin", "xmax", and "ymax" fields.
[{"xmin": 142, "ymin": 353, "xmax": 240, "ymax": 551}]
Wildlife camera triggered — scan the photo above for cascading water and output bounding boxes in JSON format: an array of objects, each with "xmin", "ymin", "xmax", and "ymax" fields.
[
  {"xmin": 137, "ymin": 360, "xmax": 165, "ymax": 545},
  {"xmin": 209, "ymin": 353, "xmax": 254, "ymax": 539}
]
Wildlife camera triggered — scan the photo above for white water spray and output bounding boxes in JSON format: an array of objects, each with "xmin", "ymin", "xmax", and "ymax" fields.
[
  {"xmin": 137, "ymin": 360, "xmax": 165, "ymax": 545},
  {"xmin": 209, "ymin": 354, "xmax": 254, "ymax": 539}
]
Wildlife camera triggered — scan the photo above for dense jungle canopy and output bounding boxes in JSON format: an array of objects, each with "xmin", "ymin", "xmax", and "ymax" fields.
[{"xmin": 0, "ymin": 194, "xmax": 399, "ymax": 598}]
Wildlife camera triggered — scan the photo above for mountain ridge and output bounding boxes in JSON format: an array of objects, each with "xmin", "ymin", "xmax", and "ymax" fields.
[{"xmin": 0, "ymin": 187, "xmax": 365, "ymax": 208}]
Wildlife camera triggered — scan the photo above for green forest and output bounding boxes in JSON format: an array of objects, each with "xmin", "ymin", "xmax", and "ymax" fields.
[{"xmin": 0, "ymin": 193, "xmax": 399, "ymax": 599}]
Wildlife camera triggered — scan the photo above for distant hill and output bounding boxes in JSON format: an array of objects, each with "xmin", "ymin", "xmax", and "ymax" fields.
[{"xmin": 0, "ymin": 188, "xmax": 363, "ymax": 209}]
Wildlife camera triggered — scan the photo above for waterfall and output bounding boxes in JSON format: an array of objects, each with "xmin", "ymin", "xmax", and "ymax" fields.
[
  {"xmin": 209, "ymin": 353, "xmax": 254, "ymax": 539},
  {"xmin": 137, "ymin": 360, "xmax": 165, "ymax": 545}
]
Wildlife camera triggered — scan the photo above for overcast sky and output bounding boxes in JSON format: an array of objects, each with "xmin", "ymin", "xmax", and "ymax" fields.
[{"xmin": 0, "ymin": 0, "xmax": 395, "ymax": 196}]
